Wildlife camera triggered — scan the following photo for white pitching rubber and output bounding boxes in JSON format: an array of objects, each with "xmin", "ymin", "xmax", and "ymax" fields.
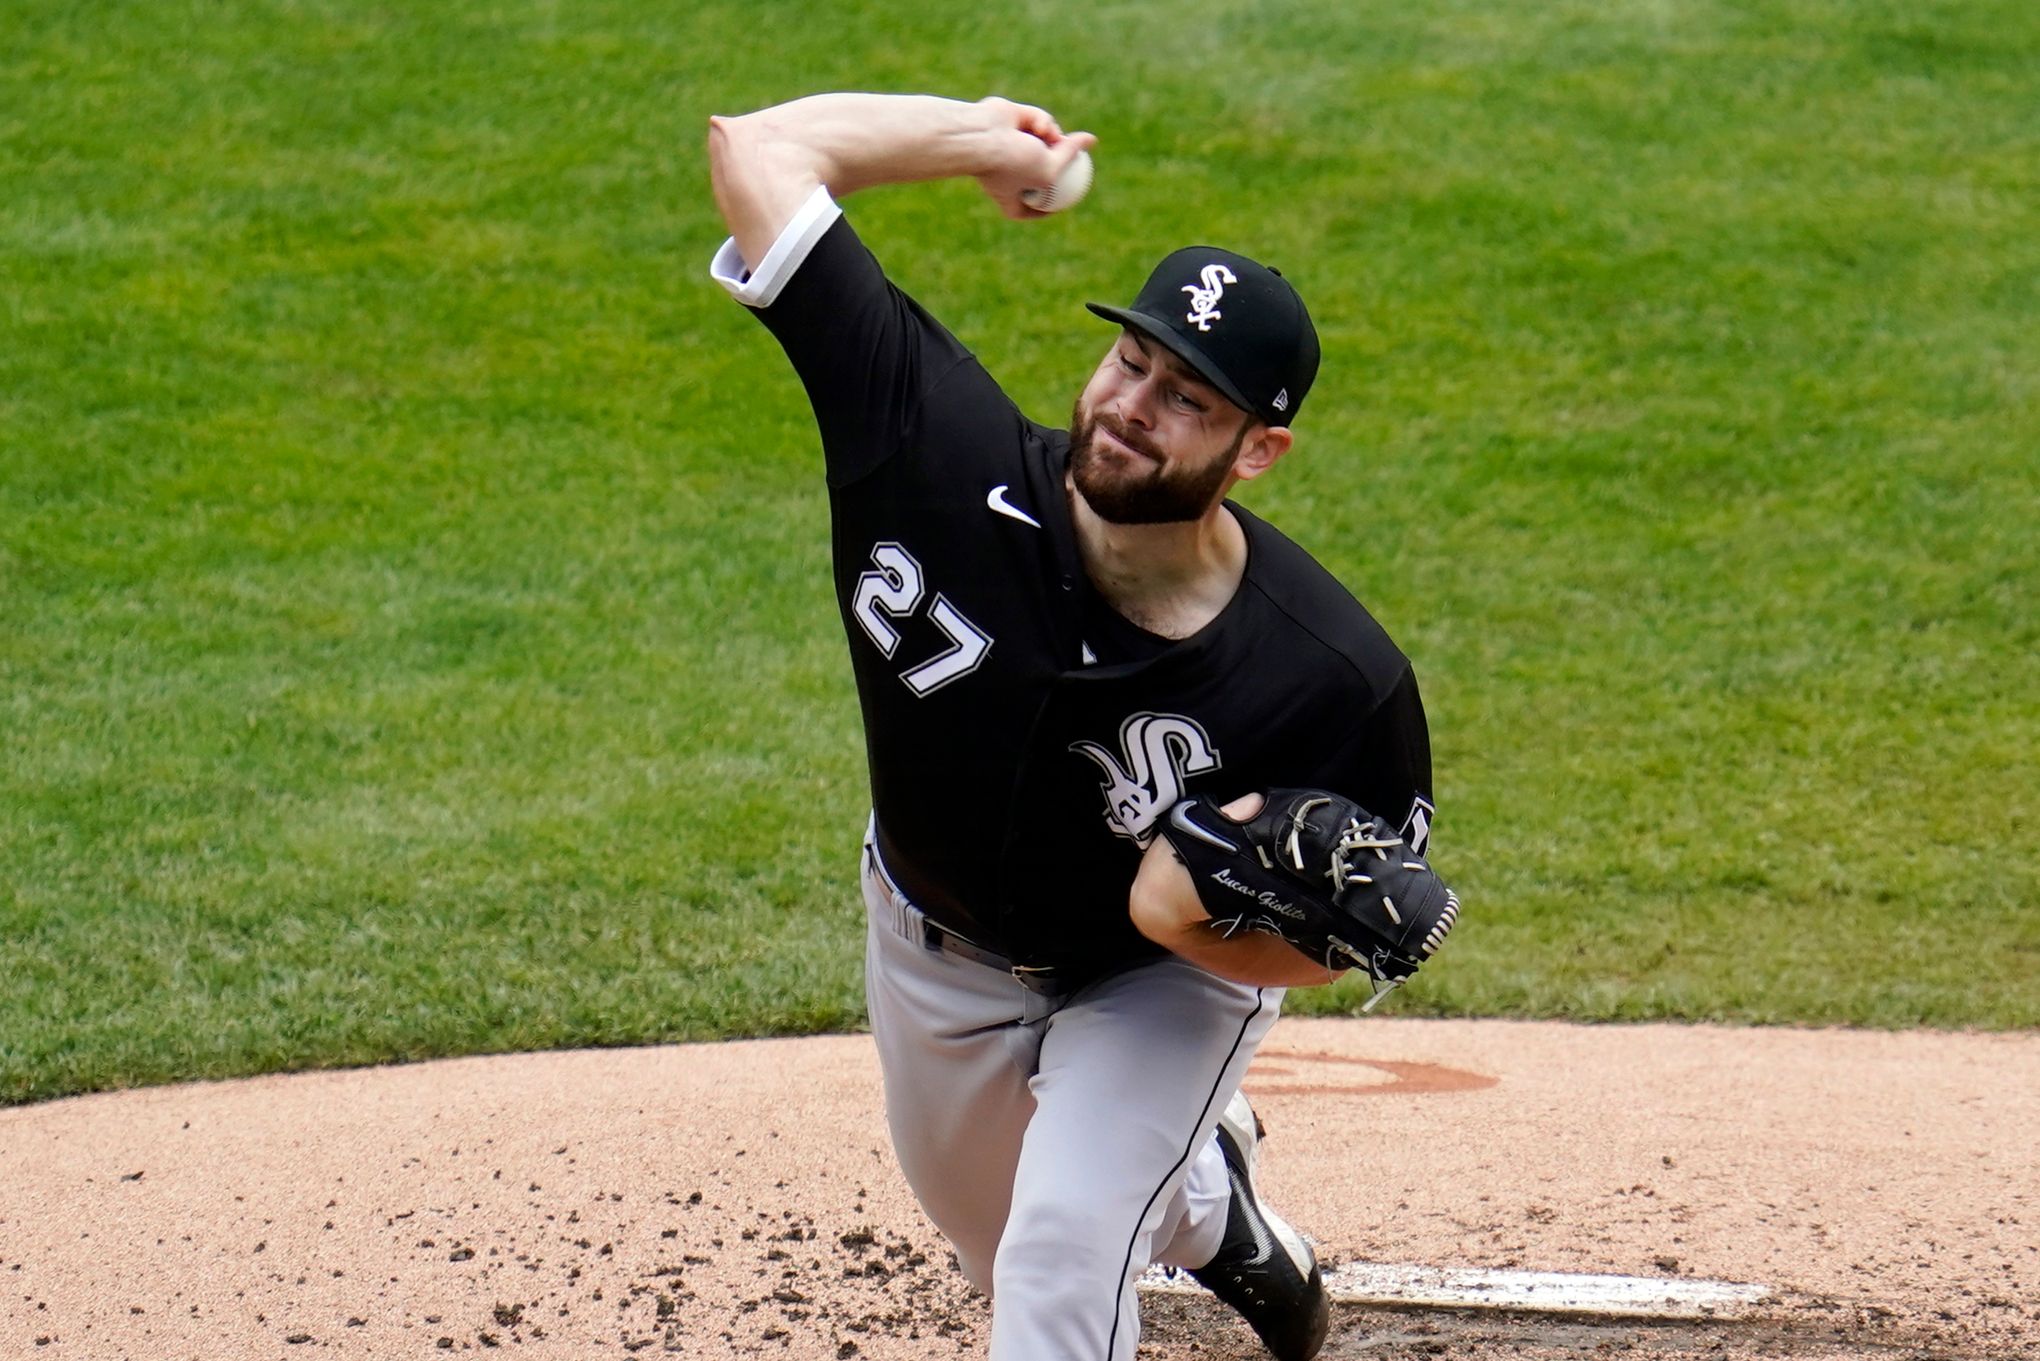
[{"xmin": 1140, "ymin": 1261, "xmax": 1772, "ymax": 1321}]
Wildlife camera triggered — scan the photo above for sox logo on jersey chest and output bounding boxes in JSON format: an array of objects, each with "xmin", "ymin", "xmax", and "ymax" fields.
[{"xmin": 1070, "ymin": 712, "xmax": 1222, "ymax": 846}]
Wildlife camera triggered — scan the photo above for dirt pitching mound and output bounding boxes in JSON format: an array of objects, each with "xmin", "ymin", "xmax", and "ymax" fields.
[{"xmin": 3, "ymin": 1018, "xmax": 2034, "ymax": 1358}]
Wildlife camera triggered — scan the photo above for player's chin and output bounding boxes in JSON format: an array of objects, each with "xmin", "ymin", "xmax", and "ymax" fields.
[
  {"xmin": 1074, "ymin": 478, "xmax": 1171, "ymax": 525},
  {"xmin": 1095, "ymin": 487, "xmax": 1209, "ymax": 526},
  {"xmin": 1073, "ymin": 450, "xmax": 1150, "ymax": 504}
]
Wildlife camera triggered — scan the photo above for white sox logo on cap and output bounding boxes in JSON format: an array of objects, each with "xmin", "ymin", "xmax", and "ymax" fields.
[{"xmin": 1182, "ymin": 263, "xmax": 1237, "ymax": 333}]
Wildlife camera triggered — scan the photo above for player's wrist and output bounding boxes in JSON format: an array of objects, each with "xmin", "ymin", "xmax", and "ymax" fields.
[
  {"xmin": 1129, "ymin": 846, "xmax": 1199, "ymax": 943},
  {"xmin": 967, "ymin": 97, "xmax": 1092, "ymax": 204}
]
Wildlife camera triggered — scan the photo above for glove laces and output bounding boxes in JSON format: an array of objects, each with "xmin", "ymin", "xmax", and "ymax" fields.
[{"xmin": 1329, "ymin": 816, "xmax": 1406, "ymax": 919}]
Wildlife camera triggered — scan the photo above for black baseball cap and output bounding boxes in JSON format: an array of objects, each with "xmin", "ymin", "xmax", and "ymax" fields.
[{"xmin": 1086, "ymin": 246, "xmax": 1320, "ymax": 427}]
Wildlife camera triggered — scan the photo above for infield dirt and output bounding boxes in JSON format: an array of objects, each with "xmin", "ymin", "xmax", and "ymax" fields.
[{"xmin": 3, "ymin": 1018, "xmax": 2033, "ymax": 1359}]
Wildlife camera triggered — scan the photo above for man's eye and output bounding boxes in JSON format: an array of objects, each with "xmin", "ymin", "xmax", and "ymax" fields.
[
  {"xmin": 1119, "ymin": 356, "xmax": 1144, "ymax": 375},
  {"xmin": 1172, "ymin": 390, "xmax": 1201, "ymax": 410}
]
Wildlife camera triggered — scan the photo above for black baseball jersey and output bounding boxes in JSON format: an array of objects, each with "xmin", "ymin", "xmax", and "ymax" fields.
[{"xmin": 738, "ymin": 215, "xmax": 1432, "ymax": 982}]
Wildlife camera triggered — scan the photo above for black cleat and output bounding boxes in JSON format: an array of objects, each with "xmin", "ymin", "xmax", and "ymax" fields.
[{"xmin": 1188, "ymin": 1092, "xmax": 1331, "ymax": 1361}]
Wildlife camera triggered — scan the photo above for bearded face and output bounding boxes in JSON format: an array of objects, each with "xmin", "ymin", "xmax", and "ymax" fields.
[{"xmin": 1068, "ymin": 397, "xmax": 1251, "ymax": 526}]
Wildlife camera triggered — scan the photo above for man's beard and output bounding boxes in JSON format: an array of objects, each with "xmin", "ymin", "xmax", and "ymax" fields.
[{"xmin": 1068, "ymin": 403, "xmax": 1248, "ymax": 525}]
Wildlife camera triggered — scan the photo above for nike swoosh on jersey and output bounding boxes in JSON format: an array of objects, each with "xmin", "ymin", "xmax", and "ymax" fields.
[{"xmin": 986, "ymin": 484, "xmax": 1043, "ymax": 529}]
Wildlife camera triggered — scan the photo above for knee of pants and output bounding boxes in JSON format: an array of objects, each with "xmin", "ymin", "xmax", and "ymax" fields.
[{"xmin": 991, "ymin": 1194, "xmax": 1136, "ymax": 1308}]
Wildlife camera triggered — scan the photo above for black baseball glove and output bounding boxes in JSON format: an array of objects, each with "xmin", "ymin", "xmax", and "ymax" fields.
[{"xmin": 1157, "ymin": 789, "xmax": 1461, "ymax": 1002}]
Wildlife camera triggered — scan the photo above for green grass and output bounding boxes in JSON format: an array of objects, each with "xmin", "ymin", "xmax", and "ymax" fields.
[{"xmin": 4, "ymin": 0, "xmax": 2035, "ymax": 1104}]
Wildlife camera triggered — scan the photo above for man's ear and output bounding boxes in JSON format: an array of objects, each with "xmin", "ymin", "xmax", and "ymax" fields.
[{"xmin": 1231, "ymin": 425, "xmax": 1293, "ymax": 483}]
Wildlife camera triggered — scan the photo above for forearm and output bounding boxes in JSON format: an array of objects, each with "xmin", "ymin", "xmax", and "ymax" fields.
[
  {"xmin": 707, "ymin": 92, "xmax": 1087, "ymax": 275},
  {"xmin": 1144, "ymin": 914, "xmax": 1346, "ymax": 989},
  {"xmin": 1129, "ymin": 830, "xmax": 1344, "ymax": 988},
  {"xmin": 712, "ymin": 94, "xmax": 1004, "ymax": 202}
]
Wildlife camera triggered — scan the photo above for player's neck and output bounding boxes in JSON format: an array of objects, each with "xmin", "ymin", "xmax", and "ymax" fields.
[{"xmin": 1068, "ymin": 490, "xmax": 1247, "ymax": 640}]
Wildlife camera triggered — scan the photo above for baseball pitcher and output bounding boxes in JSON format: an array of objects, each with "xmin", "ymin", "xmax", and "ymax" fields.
[{"xmin": 706, "ymin": 92, "xmax": 1457, "ymax": 1361}]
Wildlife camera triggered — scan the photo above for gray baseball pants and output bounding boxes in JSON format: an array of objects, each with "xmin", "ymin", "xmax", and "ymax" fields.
[{"xmin": 861, "ymin": 832, "xmax": 1283, "ymax": 1360}]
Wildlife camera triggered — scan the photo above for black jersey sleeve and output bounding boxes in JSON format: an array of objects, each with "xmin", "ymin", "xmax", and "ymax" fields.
[
  {"xmin": 747, "ymin": 216, "xmax": 977, "ymax": 487},
  {"xmin": 1329, "ymin": 666, "xmax": 1436, "ymax": 854}
]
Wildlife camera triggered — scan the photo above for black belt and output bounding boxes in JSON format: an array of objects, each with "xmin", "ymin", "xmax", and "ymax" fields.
[{"xmin": 865, "ymin": 840, "xmax": 1068, "ymax": 997}]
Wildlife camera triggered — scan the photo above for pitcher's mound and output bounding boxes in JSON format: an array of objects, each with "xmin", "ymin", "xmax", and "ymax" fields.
[{"xmin": 3, "ymin": 1018, "xmax": 2033, "ymax": 1358}]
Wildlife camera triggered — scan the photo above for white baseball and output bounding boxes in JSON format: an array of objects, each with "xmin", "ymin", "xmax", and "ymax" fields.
[{"xmin": 1020, "ymin": 149, "xmax": 1093, "ymax": 213}]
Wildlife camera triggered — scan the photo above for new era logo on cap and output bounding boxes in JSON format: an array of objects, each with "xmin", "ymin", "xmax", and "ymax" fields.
[{"xmin": 1087, "ymin": 246, "xmax": 1320, "ymax": 427}]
